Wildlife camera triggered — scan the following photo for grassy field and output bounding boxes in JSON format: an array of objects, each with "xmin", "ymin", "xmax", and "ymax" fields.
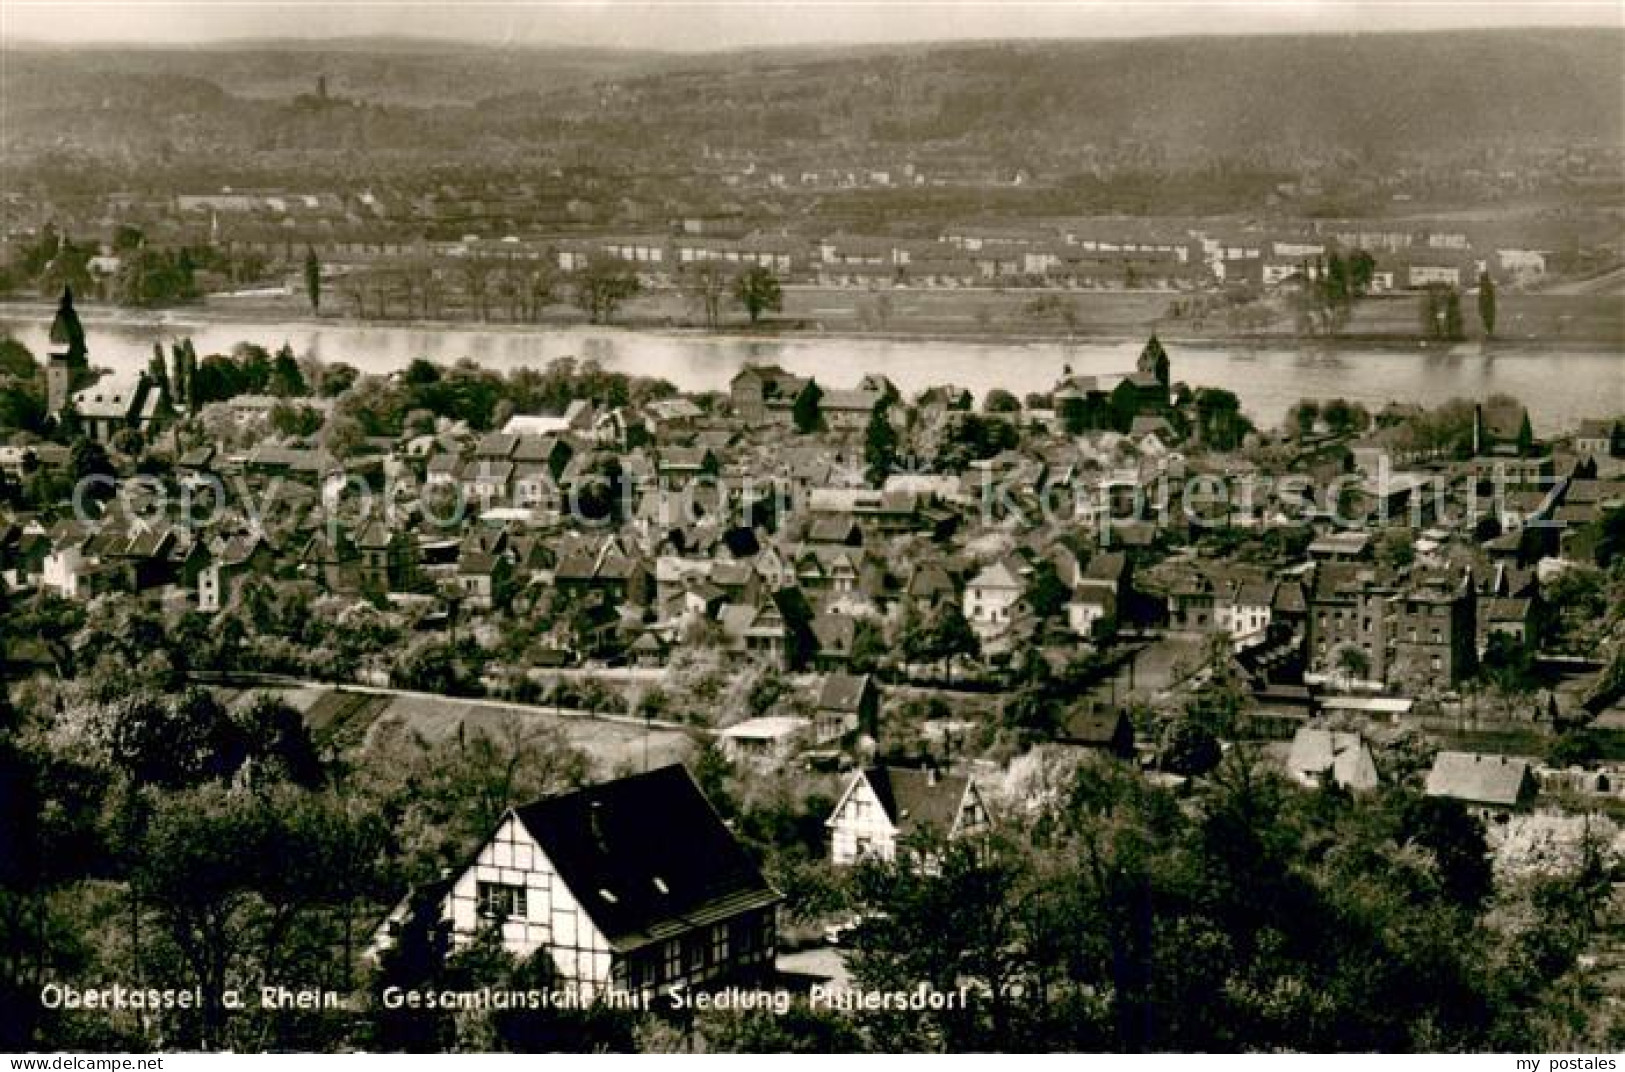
[{"xmin": 229, "ymin": 686, "xmax": 698, "ymax": 778}]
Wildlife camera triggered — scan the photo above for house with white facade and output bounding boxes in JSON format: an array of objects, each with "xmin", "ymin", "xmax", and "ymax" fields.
[
  {"xmin": 827, "ymin": 765, "xmax": 990, "ymax": 868},
  {"xmin": 964, "ymin": 559, "xmax": 1024, "ymax": 640},
  {"xmin": 1285, "ymin": 728, "xmax": 1380, "ymax": 791},
  {"xmin": 367, "ymin": 765, "xmax": 780, "ymax": 1000}
]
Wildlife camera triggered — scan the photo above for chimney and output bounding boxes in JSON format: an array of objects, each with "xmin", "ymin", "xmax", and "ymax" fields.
[{"xmin": 589, "ymin": 800, "xmax": 607, "ymax": 850}]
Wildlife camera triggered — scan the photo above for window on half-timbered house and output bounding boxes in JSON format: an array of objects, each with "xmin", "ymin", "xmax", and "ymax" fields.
[
  {"xmin": 477, "ymin": 881, "xmax": 527, "ymax": 920},
  {"xmin": 664, "ymin": 940, "xmax": 681, "ymax": 981}
]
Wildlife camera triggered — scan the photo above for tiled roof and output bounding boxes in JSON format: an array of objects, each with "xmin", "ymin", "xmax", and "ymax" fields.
[{"xmin": 512, "ymin": 765, "xmax": 779, "ymax": 954}]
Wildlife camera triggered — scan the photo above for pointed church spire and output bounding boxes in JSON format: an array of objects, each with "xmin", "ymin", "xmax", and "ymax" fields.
[{"xmin": 48, "ymin": 286, "xmax": 86, "ymax": 360}]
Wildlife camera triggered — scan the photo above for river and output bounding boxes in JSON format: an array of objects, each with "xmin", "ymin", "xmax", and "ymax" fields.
[{"xmin": 2, "ymin": 311, "xmax": 1620, "ymax": 434}]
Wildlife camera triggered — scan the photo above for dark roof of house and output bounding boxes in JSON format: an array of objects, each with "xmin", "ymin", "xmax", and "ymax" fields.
[
  {"xmin": 862, "ymin": 765, "xmax": 969, "ymax": 838},
  {"xmin": 458, "ymin": 551, "xmax": 500, "ymax": 575},
  {"xmin": 811, "ymin": 614, "xmax": 856, "ymax": 654},
  {"xmin": 1424, "ymin": 751, "xmax": 1534, "ymax": 807},
  {"xmin": 554, "ymin": 551, "xmax": 598, "ymax": 581},
  {"xmin": 1083, "ymin": 551, "xmax": 1128, "ymax": 583},
  {"xmin": 512, "ymin": 765, "xmax": 780, "ymax": 953},
  {"xmin": 1577, "ymin": 418, "xmax": 1620, "ymax": 438},
  {"xmin": 906, "ymin": 562, "xmax": 957, "ymax": 601},
  {"xmin": 356, "ymin": 522, "xmax": 399, "ymax": 550},
  {"xmin": 513, "ymin": 434, "xmax": 564, "ymax": 464},
  {"xmin": 1273, "ymin": 579, "xmax": 1309, "ymax": 614},
  {"xmin": 807, "ymin": 517, "xmax": 861, "ymax": 544},
  {"xmin": 476, "ymin": 433, "xmax": 520, "ymax": 458},
  {"xmin": 1479, "ymin": 399, "xmax": 1529, "ymax": 441},
  {"xmin": 1482, "ymin": 596, "xmax": 1533, "ymax": 622},
  {"xmin": 1060, "ymin": 708, "xmax": 1131, "ymax": 746},
  {"xmin": 818, "ymin": 671, "xmax": 873, "ymax": 711}
]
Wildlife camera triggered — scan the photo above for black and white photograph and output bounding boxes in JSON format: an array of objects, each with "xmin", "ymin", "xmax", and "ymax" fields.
[{"xmin": 1, "ymin": 0, "xmax": 1623, "ymax": 1058}]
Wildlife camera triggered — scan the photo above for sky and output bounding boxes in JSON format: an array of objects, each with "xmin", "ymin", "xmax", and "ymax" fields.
[{"xmin": 0, "ymin": 0, "xmax": 1618, "ymax": 51}]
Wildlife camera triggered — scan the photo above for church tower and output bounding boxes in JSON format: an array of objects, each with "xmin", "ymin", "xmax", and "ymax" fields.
[
  {"xmin": 1136, "ymin": 334, "xmax": 1170, "ymax": 387},
  {"xmin": 46, "ymin": 286, "xmax": 87, "ymax": 414}
]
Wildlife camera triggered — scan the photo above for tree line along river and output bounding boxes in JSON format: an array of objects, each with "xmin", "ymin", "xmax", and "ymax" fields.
[{"xmin": 2, "ymin": 312, "xmax": 1621, "ymax": 435}]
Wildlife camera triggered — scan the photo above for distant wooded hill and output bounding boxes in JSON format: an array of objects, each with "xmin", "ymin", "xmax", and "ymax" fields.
[{"xmin": 2, "ymin": 30, "xmax": 1619, "ymax": 181}]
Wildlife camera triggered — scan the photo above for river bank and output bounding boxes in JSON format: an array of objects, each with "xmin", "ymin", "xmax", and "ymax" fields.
[
  {"xmin": 5, "ymin": 301, "xmax": 1623, "ymax": 435},
  {"xmin": 3, "ymin": 292, "xmax": 1625, "ymax": 355}
]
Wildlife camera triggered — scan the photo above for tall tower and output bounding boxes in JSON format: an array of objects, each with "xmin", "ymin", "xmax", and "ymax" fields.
[
  {"xmin": 46, "ymin": 286, "xmax": 87, "ymax": 414},
  {"xmin": 1136, "ymin": 334, "xmax": 1170, "ymax": 387}
]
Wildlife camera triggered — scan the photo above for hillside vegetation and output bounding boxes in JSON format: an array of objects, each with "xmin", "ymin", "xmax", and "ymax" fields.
[{"xmin": 2, "ymin": 30, "xmax": 1618, "ymax": 185}]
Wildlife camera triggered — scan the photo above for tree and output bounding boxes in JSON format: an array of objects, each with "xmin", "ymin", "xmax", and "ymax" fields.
[
  {"xmin": 130, "ymin": 781, "xmax": 348, "ymax": 1048},
  {"xmin": 846, "ymin": 835, "xmax": 1031, "ymax": 1049},
  {"xmin": 170, "ymin": 340, "xmax": 193, "ymax": 411},
  {"xmin": 1443, "ymin": 287, "xmax": 1465, "ymax": 341},
  {"xmin": 863, "ymin": 398, "xmax": 898, "ymax": 485},
  {"xmin": 269, "ymin": 343, "xmax": 307, "ymax": 398},
  {"xmin": 1420, "ymin": 287, "xmax": 1442, "ymax": 338},
  {"xmin": 0, "ymin": 337, "xmax": 37, "ymax": 380},
  {"xmin": 792, "ymin": 380, "xmax": 823, "ymax": 435},
  {"xmin": 733, "ymin": 267, "xmax": 783, "ymax": 325},
  {"xmin": 0, "ymin": 340, "xmax": 45, "ymax": 433},
  {"xmin": 1024, "ymin": 558, "xmax": 1070, "ymax": 622},
  {"xmin": 1193, "ymin": 387, "xmax": 1251, "ymax": 450},
  {"xmin": 573, "ymin": 256, "xmax": 640, "ymax": 325},
  {"xmin": 983, "ymin": 388, "xmax": 1021, "ymax": 413},
  {"xmin": 1160, "ymin": 717, "xmax": 1221, "ymax": 776},
  {"xmin": 269, "ymin": 402, "xmax": 324, "ymax": 438},
  {"xmin": 69, "ymin": 437, "xmax": 114, "ymax": 485},
  {"xmin": 523, "ymin": 262, "xmax": 559, "ymax": 322},
  {"xmin": 1286, "ymin": 399, "xmax": 1320, "ymax": 438},
  {"xmin": 1321, "ymin": 397, "xmax": 1370, "ymax": 437},
  {"xmin": 849, "ymin": 618, "xmax": 889, "ymax": 674},
  {"xmin": 682, "ymin": 262, "xmax": 730, "ymax": 329},
  {"xmin": 910, "ymin": 601, "xmax": 980, "ymax": 680},
  {"xmin": 1334, "ymin": 643, "xmax": 1372, "ymax": 687},
  {"xmin": 1477, "ymin": 271, "xmax": 1496, "ymax": 339},
  {"xmin": 1375, "ymin": 527, "xmax": 1416, "ymax": 572},
  {"xmin": 1480, "ymin": 632, "xmax": 1538, "ymax": 696},
  {"xmin": 1516, "ymin": 411, "xmax": 1534, "ymax": 457},
  {"xmin": 462, "ymin": 258, "xmax": 493, "ymax": 321},
  {"xmin": 1349, "ymin": 249, "xmax": 1376, "ymax": 297},
  {"xmin": 303, "ymin": 246, "xmax": 321, "ymax": 313},
  {"xmin": 1024, "ymin": 293, "xmax": 1080, "ymax": 334},
  {"xmin": 316, "ymin": 361, "xmax": 359, "ymax": 398}
]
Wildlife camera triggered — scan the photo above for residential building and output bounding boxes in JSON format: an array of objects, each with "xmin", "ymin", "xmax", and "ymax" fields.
[
  {"xmin": 730, "ymin": 365, "xmax": 815, "ymax": 427},
  {"xmin": 813, "ymin": 671, "xmax": 879, "ymax": 743},
  {"xmin": 1425, "ymin": 752, "xmax": 1537, "ymax": 811},
  {"xmin": 964, "ymin": 559, "xmax": 1023, "ymax": 640},
  {"xmin": 827, "ymin": 765, "xmax": 990, "ymax": 867},
  {"xmin": 718, "ymin": 716, "xmax": 810, "ymax": 768},
  {"xmin": 1285, "ymin": 728, "xmax": 1379, "ymax": 791},
  {"xmin": 367, "ymin": 765, "xmax": 780, "ymax": 1001},
  {"xmin": 1576, "ymin": 418, "xmax": 1624, "ymax": 461}
]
